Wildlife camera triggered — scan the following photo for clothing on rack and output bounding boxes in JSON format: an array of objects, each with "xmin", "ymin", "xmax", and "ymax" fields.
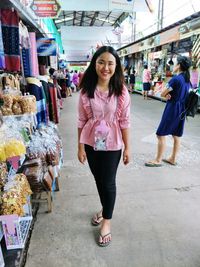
[
  {"xmin": 26, "ymin": 77, "xmax": 48, "ymax": 127},
  {"xmin": 0, "ymin": 10, "xmax": 5, "ymax": 69},
  {"xmin": 29, "ymin": 32, "xmax": 39, "ymax": 77},
  {"xmin": 48, "ymin": 81, "xmax": 59, "ymax": 124},
  {"xmin": 1, "ymin": 9, "xmax": 20, "ymax": 72},
  {"xmin": 19, "ymin": 21, "xmax": 31, "ymax": 49}
]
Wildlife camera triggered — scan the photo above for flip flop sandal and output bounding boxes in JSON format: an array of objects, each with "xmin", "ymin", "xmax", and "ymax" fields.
[
  {"xmin": 98, "ymin": 233, "xmax": 111, "ymax": 247},
  {"xmin": 91, "ymin": 213, "xmax": 103, "ymax": 226},
  {"xmin": 145, "ymin": 162, "xmax": 162, "ymax": 167},
  {"xmin": 162, "ymin": 159, "xmax": 177, "ymax": 166}
]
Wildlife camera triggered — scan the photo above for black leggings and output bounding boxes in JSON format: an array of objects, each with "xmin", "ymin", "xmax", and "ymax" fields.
[{"xmin": 85, "ymin": 145, "xmax": 121, "ymax": 219}]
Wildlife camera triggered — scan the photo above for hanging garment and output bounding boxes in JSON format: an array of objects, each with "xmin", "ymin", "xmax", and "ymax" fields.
[
  {"xmin": 0, "ymin": 10, "xmax": 5, "ymax": 69},
  {"xmin": 48, "ymin": 82, "xmax": 59, "ymax": 124},
  {"xmin": 26, "ymin": 77, "xmax": 48, "ymax": 127},
  {"xmin": 22, "ymin": 48, "xmax": 31, "ymax": 77},
  {"xmin": 19, "ymin": 21, "xmax": 31, "ymax": 49},
  {"xmin": 1, "ymin": 9, "xmax": 20, "ymax": 72},
  {"xmin": 29, "ymin": 32, "xmax": 39, "ymax": 77}
]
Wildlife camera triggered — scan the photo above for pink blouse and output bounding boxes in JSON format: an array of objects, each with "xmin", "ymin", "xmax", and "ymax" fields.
[
  {"xmin": 78, "ymin": 86, "xmax": 130, "ymax": 151},
  {"xmin": 143, "ymin": 69, "xmax": 151, "ymax": 83}
]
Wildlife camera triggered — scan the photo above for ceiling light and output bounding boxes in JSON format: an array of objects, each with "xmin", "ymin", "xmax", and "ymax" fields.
[{"xmin": 55, "ymin": 17, "xmax": 73, "ymax": 24}]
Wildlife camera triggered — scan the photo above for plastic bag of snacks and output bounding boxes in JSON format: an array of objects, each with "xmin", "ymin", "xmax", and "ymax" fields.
[
  {"xmin": 19, "ymin": 95, "xmax": 36, "ymax": 114},
  {"xmin": 4, "ymin": 139, "xmax": 26, "ymax": 158},
  {"xmin": 0, "ymin": 162, "xmax": 8, "ymax": 189},
  {"xmin": 0, "ymin": 174, "xmax": 32, "ymax": 216}
]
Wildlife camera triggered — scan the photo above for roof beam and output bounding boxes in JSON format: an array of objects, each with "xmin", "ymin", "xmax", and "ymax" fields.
[
  {"xmin": 90, "ymin": 11, "xmax": 99, "ymax": 26},
  {"xmin": 113, "ymin": 12, "xmax": 129, "ymax": 27},
  {"xmin": 80, "ymin": 11, "xmax": 85, "ymax": 26},
  {"xmin": 73, "ymin": 11, "xmax": 76, "ymax": 26},
  {"xmin": 101, "ymin": 11, "xmax": 112, "ymax": 26}
]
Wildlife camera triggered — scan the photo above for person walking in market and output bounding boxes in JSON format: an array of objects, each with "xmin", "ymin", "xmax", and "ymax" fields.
[
  {"xmin": 145, "ymin": 56, "xmax": 191, "ymax": 167},
  {"xmin": 142, "ymin": 64, "xmax": 151, "ymax": 99},
  {"xmin": 129, "ymin": 68, "xmax": 136, "ymax": 93},
  {"xmin": 77, "ymin": 46, "xmax": 131, "ymax": 247}
]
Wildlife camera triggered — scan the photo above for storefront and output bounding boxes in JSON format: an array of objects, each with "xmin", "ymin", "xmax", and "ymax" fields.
[
  {"xmin": 0, "ymin": 1, "xmax": 65, "ymax": 266},
  {"xmin": 118, "ymin": 14, "xmax": 200, "ymax": 100}
]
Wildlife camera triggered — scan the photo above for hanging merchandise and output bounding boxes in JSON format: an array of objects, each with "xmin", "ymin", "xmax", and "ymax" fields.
[
  {"xmin": 21, "ymin": 48, "xmax": 32, "ymax": 77},
  {"xmin": 19, "ymin": 21, "xmax": 32, "ymax": 77},
  {"xmin": 1, "ymin": 9, "xmax": 20, "ymax": 72},
  {"xmin": 0, "ymin": 11, "xmax": 5, "ymax": 70},
  {"xmin": 29, "ymin": 32, "xmax": 39, "ymax": 77},
  {"xmin": 26, "ymin": 77, "xmax": 48, "ymax": 127}
]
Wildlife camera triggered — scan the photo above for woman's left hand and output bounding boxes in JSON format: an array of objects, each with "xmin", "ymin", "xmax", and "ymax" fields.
[{"xmin": 123, "ymin": 148, "xmax": 130, "ymax": 165}]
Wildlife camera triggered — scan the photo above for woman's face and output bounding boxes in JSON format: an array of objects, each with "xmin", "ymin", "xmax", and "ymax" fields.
[
  {"xmin": 95, "ymin": 52, "xmax": 116, "ymax": 82},
  {"xmin": 173, "ymin": 63, "xmax": 180, "ymax": 73}
]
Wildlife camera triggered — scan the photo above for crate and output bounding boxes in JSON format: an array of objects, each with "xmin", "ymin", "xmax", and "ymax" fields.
[
  {"xmin": 0, "ymin": 215, "xmax": 32, "ymax": 250},
  {"xmin": 0, "ymin": 197, "xmax": 32, "ymax": 250}
]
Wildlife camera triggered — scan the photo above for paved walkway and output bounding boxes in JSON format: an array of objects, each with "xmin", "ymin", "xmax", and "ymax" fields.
[{"xmin": 26, "ymin": 92, "xmax": 200, "ymax": 267}]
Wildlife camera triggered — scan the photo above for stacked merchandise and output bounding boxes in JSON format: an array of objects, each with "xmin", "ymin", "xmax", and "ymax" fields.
[
  {"xmin": 0, "ymin": 8, "xmax": 63, "ymax": 127},
  {"xmin": 0, "ymin": 116, "xmax": 33, "ymax": 252},
  {"xmin": 0, "ymin": 6, "xmax": 64, "ymax": 265},
  {"xmin": 0, "ymin": 116, "xmax": 63, "ymax": 252}
]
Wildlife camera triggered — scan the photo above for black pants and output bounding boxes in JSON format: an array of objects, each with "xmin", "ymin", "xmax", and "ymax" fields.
[{"xmin": 85, "ymin": 145, "xmax": 121, "ymax": 219}]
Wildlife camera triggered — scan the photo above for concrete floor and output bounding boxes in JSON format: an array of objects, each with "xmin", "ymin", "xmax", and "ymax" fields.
[{"xmin": 26, "ymin": 93, "xmax": 200, "ymax": 267}]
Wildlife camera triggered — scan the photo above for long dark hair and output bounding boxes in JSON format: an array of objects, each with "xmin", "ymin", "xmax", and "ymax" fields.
[
  {"xmin": 177, "ymin": 56, "xmax": 191, "ymax": 83},
  {"xmin": 80, "ymin": 46, "xmax": 124, "ymax": 98}
]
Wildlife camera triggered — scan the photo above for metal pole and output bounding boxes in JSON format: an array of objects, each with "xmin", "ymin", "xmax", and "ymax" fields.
[
  {"xmin": 133, "ymin": 12, "xmax": 136, "ymax": 42},
  {"xmin": 157, "ymin": 0, "xmax": 161, "ymax": 31},
  {"xmin": 161, "ymin": 0, "xmax": 164, "ymax": 29}
]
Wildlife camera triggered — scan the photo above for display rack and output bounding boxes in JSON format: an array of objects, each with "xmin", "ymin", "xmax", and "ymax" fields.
[{"xmin": 0, "ymin": 197, "xmax": 32, "ymax": 250}]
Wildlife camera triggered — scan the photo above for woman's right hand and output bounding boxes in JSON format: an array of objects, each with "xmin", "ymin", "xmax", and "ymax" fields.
[
  {"xmin": 165, "ymin": 94, "xmax": 171, "ymax": 100},
  {"xmin": 78, "ymin": 147, "xmax": 87, "ymax": 164}
]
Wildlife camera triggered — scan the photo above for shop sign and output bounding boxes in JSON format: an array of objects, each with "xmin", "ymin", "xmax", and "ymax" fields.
[
  {"xmin": 20, "ymin": 0, "xmax": 32, "ymax": 6},
  {"xmin": 160, "ymin": 26, "xmax": 180, "ymax": 46},
  {"xmin": 109, "ymin": 0, "xmax": 134, "ymax": 11},
  {"xmin": 153, "ymin": 51, "xmax": 162, "ymax": 59},
  {"xmin": 37, "ymin": 38, "xmax": 57, "ymax": 56},
  {"xmin": 30, "ymin": 0, "xmax": 61, "ymax": 18},
  {"xmin": 178, "ymin": 25, "xmax": 189, "ymax": 34}
]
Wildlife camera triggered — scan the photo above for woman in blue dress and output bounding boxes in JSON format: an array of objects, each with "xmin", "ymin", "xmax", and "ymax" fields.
[{"xmin": 145, "ymin": 56, "xmax": 191, "ymax": 167}]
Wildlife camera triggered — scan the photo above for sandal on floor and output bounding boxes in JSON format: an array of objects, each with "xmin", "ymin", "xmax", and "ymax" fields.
[
  {"xmin": 145, "ymin": 162, "xmax": 162, "ymax": 167},
  {"xmin": 98, "ymin": 233, "xmax": 111, "ymax": 247},
  {"xmin": 162, "ymin": 159, "xmax": 177, "ymax": 166},
  {"xmin": 91, "ymin": 213, "xmax": 103, "ymax": 226}
]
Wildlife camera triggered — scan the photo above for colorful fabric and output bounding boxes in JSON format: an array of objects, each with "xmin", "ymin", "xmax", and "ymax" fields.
[
  {"xmin": 0, "ymin": 10, "xmax": 5, "ymax": 69},
  {"xmin": 29, "ymin": 32, "xmax": 39, "ymax": 77},
  {"xmin": 27, "ymin": 80, "xmax": 48, "ymax": 127},
  {"xmin": 22, "ymin": 48, "xmax": 31, "ymax": 77},
  {"xmin": 19, "ymin": 21, "xmax": 31, "ymax": 49},
  {"xmin": 1, "ymin": 9, "xmax": 20, "ymax": 72},
  {"xmin": 48, "ymin": 82, "xmax": 59, "ymax": 124},
  {"xmin": 78, "ymin": 86, "xmax": 130, "ymax": 151}
]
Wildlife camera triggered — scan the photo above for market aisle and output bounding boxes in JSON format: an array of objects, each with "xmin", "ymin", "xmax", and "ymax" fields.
[{"xmin": 26, "ymin": 93, "xmax": 200, "ymax": 267}]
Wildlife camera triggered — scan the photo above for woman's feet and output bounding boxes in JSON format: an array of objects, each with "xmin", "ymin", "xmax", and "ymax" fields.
[
  {"xmin": 91, "ymin": 211, "xmax": 103, "ymax": 226},
  {"xmin": 145, "ymin": 160, "xmax": 162, "ymax": 167},
  {"xmin": 162, "ymin": 158, "xmax": 177, "ymax": 166},
  {"xmin": 91, "ymin": 211, "xmax": 112, "ymax": 246},
  {"xmin": 98, "ymin": 219, "xmax": 111, "ymax": 247}
]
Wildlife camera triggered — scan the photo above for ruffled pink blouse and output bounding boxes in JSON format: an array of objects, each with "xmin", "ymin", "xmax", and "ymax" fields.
[{"xmin": 78, "ymin": 86, "xmax": 130, "ymax": 151}]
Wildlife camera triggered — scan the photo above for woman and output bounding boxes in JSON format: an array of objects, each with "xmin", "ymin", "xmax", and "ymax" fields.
[
  {"xmin": 129, "ymin": 69, "xmax": 136, "ymax": 93},
  {"xmin": 142, "ymin": 65, "xmax": 151, "ymax": 99},
  {"xmin": 77, "ymin": 46, "xmax": 131, "ymax": 247},
  {"xmin": 145, "ymin": 56, "xmax": 191, "ymax": 167}
]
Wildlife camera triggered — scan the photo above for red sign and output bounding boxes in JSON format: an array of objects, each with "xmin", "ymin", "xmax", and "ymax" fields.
[{"xmin": 30, "ymin": 0, "xmax": 61, "ymax": 18}]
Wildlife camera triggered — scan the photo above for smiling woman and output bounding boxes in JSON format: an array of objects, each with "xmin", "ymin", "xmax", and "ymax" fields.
[
  {"xmin": 77, "ymin": 46, "xmax": 131, "ymax": 247},
  {"xmin": 95, "ymin": 52, "xmax": 116, "ymax": 83}
]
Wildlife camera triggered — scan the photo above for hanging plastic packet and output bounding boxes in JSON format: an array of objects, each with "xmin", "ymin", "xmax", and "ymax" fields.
[{"xmin": 94, "ymin": 120, "xmax": 109, "ymax": 151}]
